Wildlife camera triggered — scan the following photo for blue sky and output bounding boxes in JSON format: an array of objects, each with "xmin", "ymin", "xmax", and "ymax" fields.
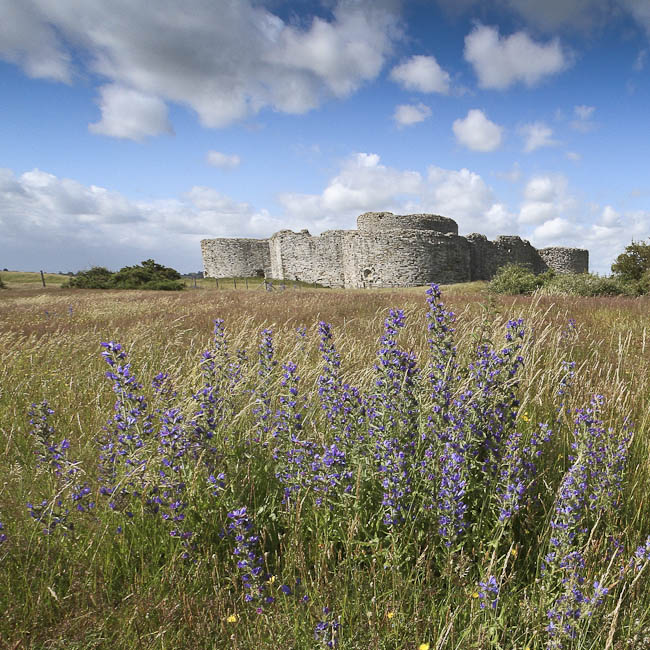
[{"xmin": 1, "ymin": 0, "xmax": 649, "ymax": 274}]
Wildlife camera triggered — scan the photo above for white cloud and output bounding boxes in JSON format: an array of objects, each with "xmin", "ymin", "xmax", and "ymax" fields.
[
  {"xmin": 278, "ymin": 152, "xmax": 513, "ymax": 237},
  {"xmin": 520, "ymin": 202, "xmax": 558, "ymax": 225},
  {"xmin": 524, "ymin": 175, "xmax": 567, "ymax": 202},
  {"xmin": 393, "ymin": 103, "xmax": 431, "ymax": 127},
  {"xmin": 0, "ymin": 166, "xmax": 281, "ymax": 272},
  {"xmin": 206, "ymin": 151, "xmax": 241, "ymax": 169},
  {"xmin": 566, "ymin": 151, "xmax": 581, "ymax": 161},
  {"xmin": 0, "ymin": 0, "xmax": 401, "ymax": 138},
  {"xmin": 279, "ymin": 152, "xmax": 422, "ymax": 225},
  {"xmin": 601, "ymin": 205, "xmax": 621, "ymax": 226},
  {"xmin": 88, "ymin": 85, "xmax": 173, "ymax": 140},
  {"xmin": 0, "ymin": 1, "xmax": 72, "ymax": 82},
  {"xmin": 532, "ymin": 216, "xmax": 574, "ymax": 242},
  {"xmin": 464, "ymin": 24, "xmax": 567, "ymax": 89},
  {"xmin": 519, "ymin": 174, "xmax": 571, "ymax": 224},
  {"xmin": 452, "ymin": 109, "xmax": 503, "ymax": 152},
  {"xmin": 389, "ymin": 55, "xmax": 450, "ymax": 93},
  {"xmin": 519, "ymin": 121, "xmax": 560, "ymax": 152}
]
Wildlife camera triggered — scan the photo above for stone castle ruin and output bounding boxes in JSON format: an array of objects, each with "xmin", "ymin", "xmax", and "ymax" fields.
[{"xmin": 201, "ymin": 212, "xmax": 588, "ymax": 288}]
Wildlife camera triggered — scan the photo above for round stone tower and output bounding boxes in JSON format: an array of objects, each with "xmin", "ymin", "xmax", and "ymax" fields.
[{"xmin": 357, "ymin": 211, "xmax": 458, "ymax": 234}]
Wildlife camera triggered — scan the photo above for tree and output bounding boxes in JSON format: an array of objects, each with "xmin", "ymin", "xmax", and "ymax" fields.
[
  {"xmin": 63, "ymin": 266, "xmax": 113, "ymax": 289},
  {"xmin": 63, "ymin": 260, "xmax": 184, "ymax": 291},
  {"xmin": 611, "ymin": 240, "xmax": 650, "ymax": 282},
  {"xmin": 110, "ymin": 259, "xmax": 182, "ymax": 290}
]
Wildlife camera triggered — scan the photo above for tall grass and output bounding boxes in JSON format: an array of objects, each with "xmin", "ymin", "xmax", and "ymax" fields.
[{"xmin": 1, "ymin": 286, "xmax": 650, "ymax": 649}]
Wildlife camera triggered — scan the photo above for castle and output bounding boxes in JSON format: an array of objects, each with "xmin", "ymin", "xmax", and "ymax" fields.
[{"xmin": 201, "ymin": 212, "xmax": 588, "ymax": 288}]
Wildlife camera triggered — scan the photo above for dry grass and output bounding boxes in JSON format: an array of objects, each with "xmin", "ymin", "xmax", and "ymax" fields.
[{"xmin": 2, "ymin": 283, "xmax": 650, "ymax": 648}]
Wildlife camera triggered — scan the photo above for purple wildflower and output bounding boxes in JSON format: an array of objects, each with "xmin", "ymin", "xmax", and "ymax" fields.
[
  {"xmin": 314, "ymin": 607, "xmax": 340, "ymax": 648},
  {"xmin": 227, "ymin": 506, "xmax": 271, "ymax": 607},
  {"xmin": 477, "ymin": 575, "xmax": 499, "ymax": 609}
]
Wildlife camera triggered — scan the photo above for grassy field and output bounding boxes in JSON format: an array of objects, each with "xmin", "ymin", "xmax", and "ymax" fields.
[
  {"xmin": 0, "ymin": 270, "xmax": 72, "ymax": 289},
  {"xmin": 0, "ymin": 270, "xmax": 326, "ymax": 291},
  {"xmin": 1, "ymin": 284, "xmax": 650, "ymax": 649}
]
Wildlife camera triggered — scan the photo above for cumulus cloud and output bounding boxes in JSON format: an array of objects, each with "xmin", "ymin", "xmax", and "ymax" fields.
[
  {"xmin": 0, "ymin": 1, "xmax": 72, "ymax": 82},
  {"xmin": 206, "ymin": 151, "xmax": 241, "ymax": 169},
  {"xmin": 519, "ymin": 121, "xmax": 560, "ymax": 152},
  {"xmin": 464, "ymin": 24, "xmax": 567, "ymax": 89},
  {"xmin": 452, "ymin": 109, "xmax": 503, "ymax": 152},
  {"xmin": 0, "ymin": 0, "xmax": 400, "ymax": 139},
  {"xmin": 529, "ymin": 201, "xmax": 650, "ymax": 275},
  {"xmin": 278, "ymin": 152, "xmax": 514, "ymax": 236},
  {"xmin": 88, "ymin": 85, "xmax": 174, "ymax": 140},
  {"xmin": 393, "ymin": 103, "xmax": 432, "ymax": 127},
  {"xmin": 519, "ymin": 174, "xmax": 572, "ymax": 225},
  {"xmin": 0, "ymin": 166, "xmax": 281, "ymax": 271},
  {"xmin": 389, "ymin": 55, "xmax": 450, "ymax": 93}
]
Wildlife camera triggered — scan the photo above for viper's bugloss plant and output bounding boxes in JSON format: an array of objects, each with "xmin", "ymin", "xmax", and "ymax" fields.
[
  {"xmin": 27, "ymin": 401, "xmax": 93, "ymax": 534},
  {"xmin": 10, "ymin": 283, "xmax": 650, "ymax": 649}
]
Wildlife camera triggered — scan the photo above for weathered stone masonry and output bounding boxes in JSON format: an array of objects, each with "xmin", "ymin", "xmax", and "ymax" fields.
[{"xmin": 201, "ymin": 212, "xmax": 589, "ymax": 288}]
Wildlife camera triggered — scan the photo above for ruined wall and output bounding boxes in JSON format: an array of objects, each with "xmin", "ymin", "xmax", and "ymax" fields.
[
  {"xmin": 268, "ymin": 229, "xmax": 346, "ymax": 286},
  {"xmin": 538, "ymin": 247, "xmax": 589, "ymax": 274},
  {"xmin": 342, "ymin": 230, "xmax": 470, "ymax": 288},
  {"xmin": 201, "ymin": 212, "xmax": 590, "ymax": 287},
  {"xmin": 357, "ymin": 211, "xmax": 458, "ymax": 234},
  {"xmin": 466, "ymin": 234, "xmax": 548, "ymax": 280},
  {"xmin": 201, "ymin": 238, "xmax": 270, "ymax": 278}
]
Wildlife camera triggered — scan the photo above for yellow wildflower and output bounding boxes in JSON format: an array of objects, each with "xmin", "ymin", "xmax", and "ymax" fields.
[
  {"xmin": 419, "ymin": 644, "xmax": 430, "ymax": 650},
  {"xmin": 226, "ymin": 614, "xmax": 237, "ymax": 623},
  {"xmin": 387, "ymin": 611, "xmax": 395, "ymax": 620},
  {"xmin": 472, "ymin": 591, "xmax": 479, "ymax": 598},
  {"xmin": 521, "ymin": 412, "xmax": 530, "ymax": 422}
]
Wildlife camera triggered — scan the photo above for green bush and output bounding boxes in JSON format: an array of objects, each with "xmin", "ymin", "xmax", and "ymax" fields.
[
  {"xmin": 63, "ymin": 260, "xmax": 184, "ymax": 291},
  {"xmin": 541, "ymin": 272, "xmax": 632, "ymax": 297},
  {"xmin": 0, "ymin": 275, "xmax": 6, "ymax": 289},
  {"xmin": 110, "ymin": 259, "xmax": 182, "ymax": 290},
  {"xmin": 488, "ymin": 263, "xmax": 546, "ymax": 295},
  {"xmin": 62, "ymin": 266, "xmax": 113, "ymax": 289}
]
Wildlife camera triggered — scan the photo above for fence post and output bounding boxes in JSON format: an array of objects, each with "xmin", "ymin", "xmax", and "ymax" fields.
[
  {"xmin": 233, "ymin": 278, "xmax": 237, "ymax": 289},
  {"xmin": 245, "ymin": 277, "xmax": 248, "ymax": 289},
  {"xmin": 40, "ymin": 270, "xmax": 46, "ymax": 287}
]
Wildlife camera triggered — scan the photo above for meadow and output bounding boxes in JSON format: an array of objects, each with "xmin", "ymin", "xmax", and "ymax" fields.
[{"xmin": 1, "ymin": 283, "xmax": 650, "ymax": 649}]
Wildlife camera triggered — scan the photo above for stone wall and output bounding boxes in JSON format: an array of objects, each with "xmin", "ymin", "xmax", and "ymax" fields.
[
  {"xmin": 201, "ymin": 238, "xmax": 270, "ymax": 278},
  {"xmin": 357, "ymin": 211, "xmax": 458, "ymax": 234},
  {"xmin": 466, "ymin": 233, "xmax": 556, "ymax": 280},
  {"xmin": 343, "ymin": 230, "xmax": 470, "ymax": 287},
  {"xmin": 269, "ymin": 229, "xmax": 346, "ymax": 286},
  {"xmin": 538, "ymin": 247, "xmax": 589, "ymax": 274},
  {"xmin": 201, "ymin": 211, "xmax": 589, "ymax": 287}
]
